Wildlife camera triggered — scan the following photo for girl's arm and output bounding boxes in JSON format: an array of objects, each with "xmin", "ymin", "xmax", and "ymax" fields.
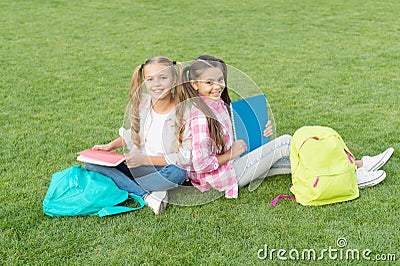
[
  {"xmin": 148, "ymin": 156, "xmax": 168, "ymax": 166},
  {"xmin": 217, "ymin": 140, "xmax": 247, "ymax": 166},
  {"xmin": 190, "ymin": 112, "xmax": 246, "ymax": 173},
  {"xmin": 125, "ymin": 153, "xmax": 167, "ymax": 168},
  {"xmin": 92, "ymin": 137, "xmax": 124, "ymax": 151}
]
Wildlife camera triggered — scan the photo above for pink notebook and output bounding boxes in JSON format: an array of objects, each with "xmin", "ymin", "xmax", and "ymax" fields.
[{"xmin": 77, "ymin": 149, "xmax": 126, "ymax": 167}]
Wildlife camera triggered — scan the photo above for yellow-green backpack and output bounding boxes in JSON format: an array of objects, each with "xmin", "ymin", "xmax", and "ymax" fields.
[{"xmin": 289, "ymin": 126, "xmax": 359, "ymax": 206}]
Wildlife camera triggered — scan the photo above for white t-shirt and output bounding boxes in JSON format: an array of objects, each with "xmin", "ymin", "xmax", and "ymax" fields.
[{"xmin": 144, "ymin": 109, "xmax": 172, "ymax": 156}]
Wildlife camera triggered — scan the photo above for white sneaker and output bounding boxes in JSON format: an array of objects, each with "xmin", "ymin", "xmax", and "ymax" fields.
[
  {"xmin": 356, "ymin": 167, "xmax": 386, "ymax": 189},
  {"xmin": 362, "ymin": 147, "xmax": 394, "ymax": 172},
  {"xmin": 162, "ymin": 192, "xmax": 169, "ymax": 210},
  {"xmin": 144, "ymin": 191, "xmax": 167, "ymax": 215}
]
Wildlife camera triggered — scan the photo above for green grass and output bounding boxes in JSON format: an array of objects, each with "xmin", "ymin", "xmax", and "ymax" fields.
[{"xmin": 1, "ymin": 0, "xmax": 399, "ymax": 265}]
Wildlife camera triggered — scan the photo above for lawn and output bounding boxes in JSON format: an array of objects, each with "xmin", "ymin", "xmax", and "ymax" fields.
[{"xmin": 1, "ymin": 0, "xmax": 399, "ymax": 265}]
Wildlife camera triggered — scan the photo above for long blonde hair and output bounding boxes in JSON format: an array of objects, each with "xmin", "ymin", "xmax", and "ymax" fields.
[
  {"xmin": 182, "ymin": 56, "xmax": 231, "ymax": 154},
  {"xmin": 129, "ymin": 56, "xmax": 185, "ymax": 149}
]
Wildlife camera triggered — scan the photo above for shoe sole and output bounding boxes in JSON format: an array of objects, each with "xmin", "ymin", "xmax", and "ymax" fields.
[
  {"xmin": 358, "ymin": 171, "xmax": 386, "ymax": 189},
  {"xmin": 367, "ymin": 148, "xmax": 394, "ymax": 172}
]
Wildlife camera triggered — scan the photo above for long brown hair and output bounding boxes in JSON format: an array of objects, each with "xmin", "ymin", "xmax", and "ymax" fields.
[
  {"xmin": 129, "ymin": 56, "xmax": 185, "ymax": 149},
  {"xmin": 182, "ymin": 56, "xmax": 231, "ymax": 154}
]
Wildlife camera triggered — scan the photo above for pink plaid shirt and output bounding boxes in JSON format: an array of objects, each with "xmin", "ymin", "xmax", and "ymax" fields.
[{"xmin": 189, "ymin": 96, "xmax": 238, "ymax": 198}]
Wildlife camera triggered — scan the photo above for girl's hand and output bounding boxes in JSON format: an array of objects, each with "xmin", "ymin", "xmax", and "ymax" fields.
[
  {"xmin": 125, "ymin": 152, "xmax": 150, "ymax": 168},
  {"xmin": 231, "ymin": 140, "xmax": 247, "ymax": 159},
  {"xmin": 263, "ymin": 121, "xmax": 273, "ymax": 138},
  {"xmin": 92, "ymin": 144, "xmax": 111, "ymax": 151},
  {"xmin": 92, "ymin": 137, "xmax": 124, "ymax": 152}
]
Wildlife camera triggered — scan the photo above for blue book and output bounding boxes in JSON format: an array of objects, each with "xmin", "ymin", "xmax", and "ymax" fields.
[{"xmin": 230, "ymin": 94, "xmax": 270, "ymax": 155}]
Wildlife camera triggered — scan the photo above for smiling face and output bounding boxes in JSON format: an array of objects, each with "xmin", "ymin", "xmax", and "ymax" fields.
[
  {"xmin": 190, "ymin": 67, "xmax": 226, "ymax": 99},
  {"xmin": 143, "ymin": 63, "xmax": 176, "ymax": 101}
]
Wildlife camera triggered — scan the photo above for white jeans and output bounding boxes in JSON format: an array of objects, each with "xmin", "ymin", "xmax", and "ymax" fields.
[{"xmin": 234, "ymin": 135, "xmax": 292, "ymax": 188}]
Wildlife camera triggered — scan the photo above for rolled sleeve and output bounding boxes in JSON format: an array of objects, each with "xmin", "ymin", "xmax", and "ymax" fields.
[
  {"xmin": 177, "ymin": 125, "xmax": 192, "ymax": 167},
  {"xmin": 119, "ymin": 127, "xmax": 134, "ymax": 151},
  {"xmin": 162, "ymin": 116, "xmax": 192, "ymax": 168}
]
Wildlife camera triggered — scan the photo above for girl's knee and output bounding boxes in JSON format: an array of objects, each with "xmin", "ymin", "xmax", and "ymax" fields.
[
  {"xmin": 85, "ymin": 163, "xmax": 96, "ymax": 171},
  {"xmin": 279, "ymin": 134, "xmax": 292, "ymax": 143},
  {"xmin": 273, "ymin": 134, "xmax": 292, "ymax": 147},
  {"xmin": 162, "ymin": 164, "xmax": 186, "ymax": 184}
]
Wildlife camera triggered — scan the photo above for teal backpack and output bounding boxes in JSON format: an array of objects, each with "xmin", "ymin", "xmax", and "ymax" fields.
[
  {"xmin": 288, "ymin": 126, "xmax": 359, "ymax": 206},
  {"xmin": 43, "ymin": 165, "xmax": 144, "ymax": 217}
]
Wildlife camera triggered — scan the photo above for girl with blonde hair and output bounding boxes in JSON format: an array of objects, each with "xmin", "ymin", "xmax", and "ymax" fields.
[{"xmin": 86, "ymin": 56, "xmax": 191, "ymax": 214}]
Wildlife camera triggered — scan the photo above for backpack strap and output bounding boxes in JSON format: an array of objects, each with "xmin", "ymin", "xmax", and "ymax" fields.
[
  {"xmin": 95, "ymin": 193, "xmax": 145, "ymax": 217},
  {"xmin": 270, "ymin": 194, "xmax": 296, "ymax": 206}
]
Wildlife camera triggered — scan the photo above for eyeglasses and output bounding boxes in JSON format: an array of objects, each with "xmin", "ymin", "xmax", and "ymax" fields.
[{"xmin": 195, "ymin": 79, "xmax": 225, "ymax": 87}]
